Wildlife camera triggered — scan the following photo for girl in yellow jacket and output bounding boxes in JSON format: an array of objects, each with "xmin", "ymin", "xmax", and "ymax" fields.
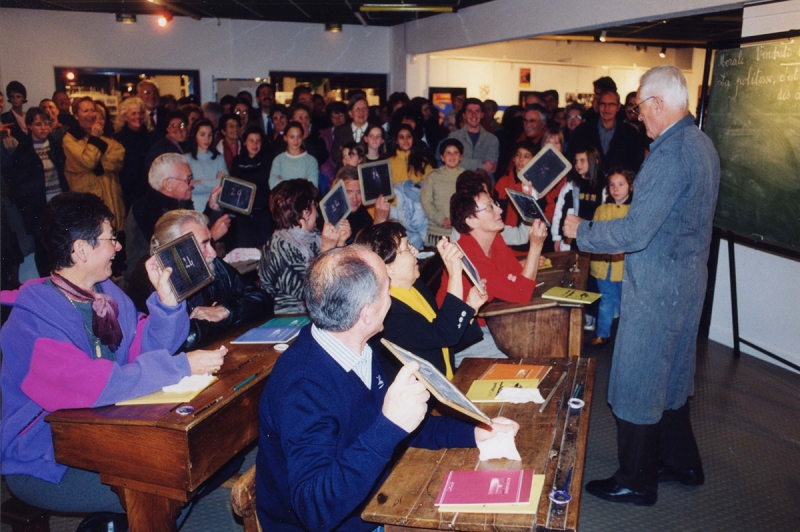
[
  {"xmin": 587, "ymin": 168, "xmax": 635, "ymax": 346},
  {"xmin": 63, "ymin": 100, "xmax": 126, "ymax": 231}
]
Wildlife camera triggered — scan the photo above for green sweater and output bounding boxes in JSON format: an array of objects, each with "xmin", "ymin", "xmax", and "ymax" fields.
[{"xmin": 420, "ymin": 166, "xmax": 463, "ymax": 239}]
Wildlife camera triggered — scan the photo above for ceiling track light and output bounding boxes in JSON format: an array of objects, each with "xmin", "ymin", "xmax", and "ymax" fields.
[
  {"xmin": 325, "ymin": 22, "xmax": 342, "ymax": 32},
  {"xmin": 659, "ymin": 46, "xmax": 667, "ymax": 58},
  {"xmin": 359, "ymin": 4, "xmax": 454, "ymax": 13},
  {"xmin": 157, "ymin": 11, "xmax": 173, "ymax": 27},
  {"xmin": 599, "ymin": 30, "xmax": 607, "ymax": 42}
]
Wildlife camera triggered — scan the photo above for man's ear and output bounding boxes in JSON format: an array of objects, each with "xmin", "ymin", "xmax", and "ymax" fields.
[{"xmin": 359, "ymin": 302, "xmax": 374, "ymax": 327}]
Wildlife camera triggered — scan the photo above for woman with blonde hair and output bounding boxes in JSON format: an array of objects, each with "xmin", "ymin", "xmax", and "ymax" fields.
[
  {"xmin": 114, "ymin": 97, "xmax": 157, "ymax": 209},
  {"xmin": 63, "ymin": 97, "xmax": 126, "ymax": 232}
]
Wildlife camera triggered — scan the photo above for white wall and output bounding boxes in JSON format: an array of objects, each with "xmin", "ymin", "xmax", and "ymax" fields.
[
  {"xmin": 0, "ymin": 8, "xmax": 391, "ymax": 105},
  {"xmin": 707, "ymin": 0, "xmax": 800, "ymax": 374},
  {"xmin": 403, "ymin": 40, "xmax": 701, "ymax": 111}
]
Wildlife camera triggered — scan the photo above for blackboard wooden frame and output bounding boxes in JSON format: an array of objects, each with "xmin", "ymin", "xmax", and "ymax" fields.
[
  {"xmin": 218, "ymin": 176, "xmax": 256, "ymax": 215},
  {"xmin": 698, "ymin": 30, "xmax": 800, "ymax": 370}
]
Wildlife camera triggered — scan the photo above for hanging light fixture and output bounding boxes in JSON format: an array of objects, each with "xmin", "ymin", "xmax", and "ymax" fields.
[
  {"xmin": 659, "ymin": 47, "xmax": 667, "ymax": 58},
  {"xmin": 599, "ymin": 30, "xmax": 607, "ymax": 43}
]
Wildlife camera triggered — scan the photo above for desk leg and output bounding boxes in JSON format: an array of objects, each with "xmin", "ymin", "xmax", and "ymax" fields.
[{"xmin": 112, "ymin": 487, "xmax": 183, "ymax": 532}]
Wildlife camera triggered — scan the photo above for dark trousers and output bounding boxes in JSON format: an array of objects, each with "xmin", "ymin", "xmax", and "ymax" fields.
[{"xmin": 613, "ymin": 401, "xmax": 702, "ymax": 495}]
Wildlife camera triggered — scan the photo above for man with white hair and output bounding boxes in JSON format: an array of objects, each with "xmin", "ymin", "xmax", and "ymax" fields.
[
  {"xmin": 123, "ymin": 153, "xmax": 229, "ymax": 286},
  {"xmin": 564, "ymin": 65, "xmax": 720, "ymax": 505}
]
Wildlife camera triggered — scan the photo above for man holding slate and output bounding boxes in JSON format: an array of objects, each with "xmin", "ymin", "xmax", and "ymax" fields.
[
  {"xmin": 564, "ymin": 66, "xmax": 720, "ymax": 506},
  {"xmin": 256, "ymin": 246, "xmax": 516, "ymax": 531}
]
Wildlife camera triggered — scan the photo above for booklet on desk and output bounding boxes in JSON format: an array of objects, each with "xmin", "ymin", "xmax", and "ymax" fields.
[
  {"xmin": 438, "ymin": 474, "xmax": 546, "ymax": 514},
  {"xmin": 542, "ymin": 286, "xmax": 601, "ymax": 305},
  {"xmin": 465, "ymin": 363, "xmax": 551, "ymax": 402},
  {"xmin": 436, "ymin": 469, "xmax": 534, "ymax": 506},
  {"xmin": 231, "ymin": 316, "xmax": 310, "ymax": 344}
]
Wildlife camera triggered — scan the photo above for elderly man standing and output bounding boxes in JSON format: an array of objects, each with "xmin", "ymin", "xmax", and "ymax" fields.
[
  {"xmin": 257, "ymin": 245, "xmax": 516, "ymax": 531},
  {"xmin": 136, "ymin": 79, "xmax": 168, "ymax": 137},
  {"xmin": 448, "ymin": 97, "xmax": 499, "ymax": 175},
  {"xmin": 564, "ymin": 66, "xmax": 719, "ymax": 505}
]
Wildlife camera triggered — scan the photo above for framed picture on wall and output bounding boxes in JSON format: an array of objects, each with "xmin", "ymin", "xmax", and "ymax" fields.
[{"xmin": 429, "ymin": 87, "xmax": 467, "ymax": 118}]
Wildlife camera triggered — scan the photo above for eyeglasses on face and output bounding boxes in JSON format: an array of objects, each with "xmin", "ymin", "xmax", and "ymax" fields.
[
  {"xmin": 96, "ymin": 232, "xmax": 119, "ymax": 246},
  {"xmin": 475, "ymin": 200, "xmax": 500, "ymax": 213},
  {"xmin": 168, "ymin": 175, "xmax": 194, "ymax": 184},
  {"xmin": 632, "ymin": 96, "xmax": 656, "ymax": 116},
  {"xmin": 168, "ymin": 122, "xmax": 187, "ymax": 129}
]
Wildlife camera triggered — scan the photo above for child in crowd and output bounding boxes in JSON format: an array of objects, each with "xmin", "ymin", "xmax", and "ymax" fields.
[
  {"xmin": 587, "ymin": 168, "xmax": 635, "ymax": 347},
  {"xmin": 186, "ymin": 118, "xmax": 227, "ymax": 208},
  {"xmin": 494, "ymin": 139, "xmax": 538, "ymax": 228},
  {"xmin": 269, "ymin": 121, "xmax": 319, "ymax": 189},
  {"xmin": 420, "ymin": 138, "xmax": 465, "ymax": 246},
  {"xmin": 340, "ymin": 141, "xmax": 365, "ymax": 168},
  {"xmin": 552, "ymin": 146, "xmax": 605, "ymax": 251},
  {"xmin": 363, "ymin": 124, "xmax": 386, "ymax": 162}
]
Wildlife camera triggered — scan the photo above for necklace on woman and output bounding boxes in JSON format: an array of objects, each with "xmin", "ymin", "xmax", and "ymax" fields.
[{"xmin": 65, "ymin": 296, "xmax": 104, "ymax": 359}]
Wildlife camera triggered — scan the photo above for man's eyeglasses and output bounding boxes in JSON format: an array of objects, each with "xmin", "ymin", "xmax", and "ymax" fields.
[
  {"xmin": 475, "ymin": 200, "xmax": 500, "ymax": 213},
  {"xmin": 632, "ymin": 96, "xmax": 656, "ymax": 116},
  {"xmin": 168, "ymin": 175, "xmax": 194, "ymax": 184},
  {"xmin": 168, "ymin": 122, "xmax": 187, "ymax": 129}
]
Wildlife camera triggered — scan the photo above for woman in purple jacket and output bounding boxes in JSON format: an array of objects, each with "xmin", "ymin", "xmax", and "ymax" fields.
[{"xmin": 0, "ymin": 192, "xmax": 226, "ymax": 515}]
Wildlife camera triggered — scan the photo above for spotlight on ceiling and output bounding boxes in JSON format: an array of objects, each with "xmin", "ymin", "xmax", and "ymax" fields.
[
  {"xmin": 157, "ymin": 12, "xmax": 173, "ymax": 27},
  {"xmin": 599, "ymin": 30, "xmax": 607, "ymax": 43},
  {"xmin": 325, "ymin": 23, "xmax": 342, "ymax": 33},
  {"xmin": 659, "ymin": 47, "xmax": 667, "ymax": 58},
  {"xmin": 66, "ymin": 72, "xmax": 76, "ymax": 81}
]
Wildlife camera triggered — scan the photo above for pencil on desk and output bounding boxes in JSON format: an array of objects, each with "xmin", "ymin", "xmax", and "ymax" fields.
[{"xmin": 539, "ymin": 372, "xmax": 568, "ymax": 413}]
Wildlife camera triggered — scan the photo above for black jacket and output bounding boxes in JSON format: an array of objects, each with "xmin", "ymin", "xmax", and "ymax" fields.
[
  {"xmin": 376, "ymin": 279, "xmax": 483, "ymax": 382},
  {"xmin": 9, "ymin": 135, "xmax": 68, "ymax": 234},
  {"xmin": 229, "ymin": 150, "xmax": 274, "ymax": 248},
  {"xmin": 1, "ymin": 111, "xmax": 28, "ymax": 144},
  {"xmin": 129, "ymin": 257, "xmax": 274, "ymax": 351},
  {"xmin": 570, "ymin": 117, "xmax": 646, "ymax": 174},
  {"xmin": 114, "ymin": 125, "xmax": 158, "ymax": 209}
]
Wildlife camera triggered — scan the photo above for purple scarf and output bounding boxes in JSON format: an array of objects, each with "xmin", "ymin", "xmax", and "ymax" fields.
[{"xmin": 51, "ymin": 272, "xmax": 123, "ymax": 352}]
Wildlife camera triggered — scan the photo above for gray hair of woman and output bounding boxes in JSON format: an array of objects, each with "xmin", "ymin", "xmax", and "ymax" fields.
[{"xmin": 114, "ymin": 97, "xmax": 154, "ymax": 133}]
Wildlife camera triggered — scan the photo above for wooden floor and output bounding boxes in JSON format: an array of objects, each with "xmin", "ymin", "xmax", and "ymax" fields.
[{"xmin": 3, "ymin": 338, "xmax": 799, "ymax": 532}]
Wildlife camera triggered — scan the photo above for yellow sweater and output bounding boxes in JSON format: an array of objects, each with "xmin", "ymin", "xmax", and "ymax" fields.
[
  {"xmin": 589, "ymin": 202, "xmax": 630, "ymax": 282},
  {"xmin": 388, "ymin": 150, "xmax": 431, "ymax": 185}
]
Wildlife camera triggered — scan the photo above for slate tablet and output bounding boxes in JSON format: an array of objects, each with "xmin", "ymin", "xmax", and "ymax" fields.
[
  {"xmin": 218, "ymin": 176, "xmax": 256, "ymax": 215},
  {"xmin": 453, "ymin": 241, "xmax": 487, "ymax": 296},
  {"xmin": 152, "ymin": 233, "xmax": 214, "ymax": 303},
  {"xmin": 506, "ymin": 188, "xmax": 552, "ymax": 228},
  {"xmin": 381, "ymin": 339, "xmax": 492, "ymax": 426},
  {"xmin": 518, "ymin": 145, "xmax": 572, "ymax": 199},
  {"xmin": 358, "ymin": 160, "xmax": 394, "ymax": 205},
  {"xmin": 319, "ymin": 179, "xmax": 352, "ymax": 227}
]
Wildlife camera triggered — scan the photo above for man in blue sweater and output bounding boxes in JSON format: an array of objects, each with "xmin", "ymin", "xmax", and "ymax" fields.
[{"xmin": 257, "ymin": 245, "xmax": 516, "ymax": 531}]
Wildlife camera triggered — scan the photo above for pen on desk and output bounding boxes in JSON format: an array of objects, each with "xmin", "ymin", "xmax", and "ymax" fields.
[
  {"xmin": 539, "ymin": 372, "xmax": 568, "ymax": 413},
  {"xmin": 193, "ymin": 395, "xmax": 223, "ymax": 417},
  {"xmin": 562, "ymin": 467, "xmax": 574, "ymax": 493},
  {"xmin": 572, "ymin": 382, "xmax": 584, "ymax": 399},
  {"xmin": 233, "ymin": 372, "xmax": 259, "ymax": 392}
]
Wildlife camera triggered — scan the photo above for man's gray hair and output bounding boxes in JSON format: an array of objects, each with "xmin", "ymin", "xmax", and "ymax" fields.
[
  {"xmin": 304, "ymin": 246, "xmax": 381, "ymax": 332},
  {"xmin": 137, "ymin": 78, "xmax": 159, "ymax": 94},
  {"xmin": 150, "ymin": 209, "xmax": 209, "ymax": 251},
  {"xmin": 639, "ymin": 66, "xmax": 689, "ymax": 112},
  {"xmin": 525, "ymin": 107, "xmax": 547, "ymax": 122},
  {"xmin": 149, "ymin": 153, "xmax": 189, "ymax": 191}
]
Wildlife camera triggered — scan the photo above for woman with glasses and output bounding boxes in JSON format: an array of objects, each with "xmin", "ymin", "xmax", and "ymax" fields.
[
  {"xmin": 258, "ymin": 179, "xmax": 350, "ymax": 314},
  {"xmin": 355, "ymin": 222, "xmax": 485, "ymax": 381},
  {"xmin": 143, "ymin": 109, "xmax": 189, "ymax": 178},
  {"xmin": 1, "ymin": 192, "xmax": 226, "ymax": 519}
]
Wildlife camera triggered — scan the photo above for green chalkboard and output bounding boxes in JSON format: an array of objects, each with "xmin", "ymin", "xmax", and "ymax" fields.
[{"xmin": 705, "ymin": 42, "xmax": 800, "ymax": 251}]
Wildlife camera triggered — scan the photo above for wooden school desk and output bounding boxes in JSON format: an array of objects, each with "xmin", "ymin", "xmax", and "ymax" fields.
[
  {"xmin": 362, "ymin": 356, "xmax": 595, "ymax": 532},
  {"xmin": 46, "ymin": 325, "xmax": 282, "ymax": 532}
]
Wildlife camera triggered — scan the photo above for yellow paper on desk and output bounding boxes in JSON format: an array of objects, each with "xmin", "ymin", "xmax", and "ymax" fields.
[
  {"xmin": 116, "ymin": 376, "xmax": 217, "ymax": 405},
  {"xmin": 540, "ymin": 258, "xmax": 553, "ymax": 270},
  {"xmin": 438, "ymin": 474, "xmax": 545, "ymax": 514},
  {"xmin": 541, "ymin": 286, "xmax": 601, "ymax": 305},
  {"xmin": 466, "ymin": 379, "xmax": 541, "ymax": 402}
]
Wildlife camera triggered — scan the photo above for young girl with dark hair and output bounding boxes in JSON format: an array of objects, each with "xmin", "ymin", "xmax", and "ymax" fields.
[{"xmin": 186, "ymin": 118, "xmax": 227, "ymax": 208}]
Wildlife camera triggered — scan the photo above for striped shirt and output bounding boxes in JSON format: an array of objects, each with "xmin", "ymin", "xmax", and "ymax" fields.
[{"xmin": 311, "ymin": 325, "xmax": 373, "ymax": 389}]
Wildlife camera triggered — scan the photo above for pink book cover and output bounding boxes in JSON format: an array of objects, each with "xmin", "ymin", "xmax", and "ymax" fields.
[{"xmin": 435, "ymin": 469, "xmax": 534, "ymax": 506}]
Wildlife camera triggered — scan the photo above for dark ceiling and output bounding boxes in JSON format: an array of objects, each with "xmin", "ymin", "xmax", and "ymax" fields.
[{"xmin": 2, "ymin": 0, "xmax": 742, "ymax": 46}]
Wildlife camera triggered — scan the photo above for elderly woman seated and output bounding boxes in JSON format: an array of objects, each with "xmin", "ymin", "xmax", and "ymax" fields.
[
  {"xmin": 258, "ymin": 179, "xmax": 350, "ymax": 314},
  {"xmin": 0, "ymin": 192, "xmax": 225, "ymax": 517},
  {"xmin": 128, "ymin": 209, "xmax": 274, "ymax": 350},
  {"xmin": 436, "ymin": 179, "xmax": 548, "ymax": 364},
  {"xmin": 355, "ymin": 221, "xmax": 486, "ymax": 381}
]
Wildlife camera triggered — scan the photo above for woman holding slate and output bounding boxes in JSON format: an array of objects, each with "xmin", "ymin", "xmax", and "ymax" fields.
[
  {"xmin": 229, "ymin": 126, "xmax": 274, "ymax": 248},
  {"xmin": 356, "ymin": 221, "xmax": 486, "ymax": 381},
  {"xmin": 1, "ymin": 192, "xmax": 225, "ymax": 519}
]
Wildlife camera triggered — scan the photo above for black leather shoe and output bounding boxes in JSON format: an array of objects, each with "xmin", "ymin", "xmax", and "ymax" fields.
[
  {"xmin": 658, "ymin": 464, "xmax": 705, "ymax": 486},
  {"xmin": 585, "ymin": 477, "xmax": 657, "ymax": 506}
]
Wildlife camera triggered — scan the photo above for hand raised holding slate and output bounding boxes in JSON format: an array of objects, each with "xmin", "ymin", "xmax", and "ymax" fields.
[
  {"xmin": 320, "ymin": 180, "xmax": 352, "ymax": 227},
  {"xmin": 517, "ymin": 144, "xmax": 572, "ymax": 199},
  {"xmin": 358, "ymin": 160, "xmax": 394, "ymax": 205},
  {"xmin": 218, "ymin": 176, "xmax": 256, "ymax": 215},
  {"xmin": 152, "ymin": 233, "xmax": 214, "ymax": 303}
]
